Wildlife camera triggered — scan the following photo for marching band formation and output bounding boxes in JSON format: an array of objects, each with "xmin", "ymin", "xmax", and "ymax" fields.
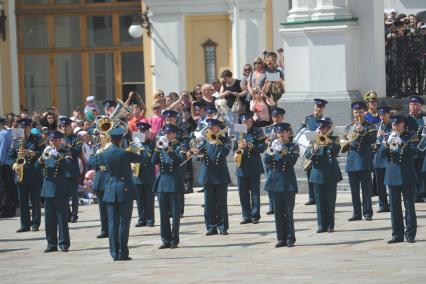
[{"xmin": 2, "ymin": 90, "xmax": 426, "ymax": 261}]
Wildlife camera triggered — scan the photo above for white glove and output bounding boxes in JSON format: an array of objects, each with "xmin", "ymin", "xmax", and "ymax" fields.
[
  {"xmin": 194, "ymin": 131, "xmax": 203, "ymax": 140},
  {"xmin": 272, "ymin": 140, "xmax": 282, "ymax": 152},
  {"xmin": 50, "ymin": 148, "xmax": 59, "ymax": 157}
]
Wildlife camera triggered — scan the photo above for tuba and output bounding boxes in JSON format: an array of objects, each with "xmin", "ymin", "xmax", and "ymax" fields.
[
  {"xmin": 234, "ymin": 133, "xmax": 245, "ymax": 167},
  {"xmin": 95, "ymin": 99, "xmax": 131, "ymax": 135}
]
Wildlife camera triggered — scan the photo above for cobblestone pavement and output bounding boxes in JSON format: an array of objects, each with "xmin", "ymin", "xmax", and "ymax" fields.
[{"xmin": 1, "ymin": 190, "xmax": 426, "ymax": 284}]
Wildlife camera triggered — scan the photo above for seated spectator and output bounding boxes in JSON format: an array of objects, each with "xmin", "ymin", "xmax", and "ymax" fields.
[
  {"xmin": 200, "ymin": 84, "xmax": 216, "ymax": 108},
  {"xmin": 263, "ymin": 59, "xmax": 285, "ymax": 102},
  {"xmin": 249, "ymin": 87, "xmax": 276, "ymax": 127}
]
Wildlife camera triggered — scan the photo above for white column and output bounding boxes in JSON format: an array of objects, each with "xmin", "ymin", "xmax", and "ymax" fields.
[
  {"xmin": 311, "ymin": 0, "xmax": 353, "ymax": 21},
  {"xmin": 286, "ymin": 0, "xmax": 316, "ymax": 22},
  {"xmin": 231, "ymin": 0, "xmax": 240, "ymax": 77},
  {"xmin": 8, "ymin": 0, "xmax": 20, "ymax": 113}
]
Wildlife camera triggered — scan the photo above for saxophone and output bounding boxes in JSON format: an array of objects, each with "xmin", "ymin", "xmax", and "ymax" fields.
[
  {"xmin": 234, "ymin": 133, "xmax": 245, "ymax": 167},
  {"xmin": 12, "ymin": 138, "xmax": 26, "ymax": 183}
]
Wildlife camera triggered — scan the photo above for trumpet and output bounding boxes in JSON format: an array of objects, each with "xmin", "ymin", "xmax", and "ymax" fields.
[
  {"xmin": 206, "ymin": 126, "xmax": 229, "ymax": 145},
  {"xmin": 156, "ymin": 136, "xmax": 169, "ymax": 149}
]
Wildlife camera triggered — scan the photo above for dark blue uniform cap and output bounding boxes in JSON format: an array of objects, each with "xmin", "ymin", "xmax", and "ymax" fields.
[
  {"xmin": 274, "ymin": 122, "xmax": 292, "ymax": 132},
  {"xmin": 162, "ymin": 124, "xmax": 179, "ymax": 134},
  {"xmin": 390, "ymin": 115, "xmax": 406, "ymax": 124},
  {"xmin": 351, "ymin": 101, "xmax": 367, "ymax": 110},
  {"xmin": 378, "ymin": 106, "xmax": 391, "ymax": 114},
  {"xmin": 205, "ymin": 106, "xmax": 218, "ymax": 114},
  {"xmin": 136, "ymin": 122, "xmax": 151, "ymax": 132},
  {"xmin": 17, "ymin": 118, "xmax": 33, "ymax": 127},
  {"xmin": 162, "ymin": 110, "xmax": 178, "ymax": 118},
  {"xmin": 239, "ymin": 112, "xmax": 254, "ymax": 122},
  {"xmin": 102, "ymin": 100, "xmax": 117, "ymax": 108},
  {"xmin": 206, "ymin": 118, "xmax": 222, "ymax": 127},
  {"xmin": 48, "ymin": 130, "xmax": 64, "ymax": 140},
  {"xmin": 193, "ymin": 101, "xmax": 205, "ymax": 110},
  {"xmin": 58, "ymin": 117, "xmax": 72, "ymax": 127},
  {"xmin": 316, "ymin": 118, "xmax": 333, "ymax": 129},
  {"xmin": 108, "ymin": 127, "xmax": 126, "ymax": 139},
  {"xmin": 271, "ymin": 107, "xmax": 285, "ymax": 116},
  {"xmin": 409, "ymin": 95, "xmax": 424, "ymax": 105},
  {"xmin": 314, "ymin": 98, "xmax": 328, "ymax": 107}
]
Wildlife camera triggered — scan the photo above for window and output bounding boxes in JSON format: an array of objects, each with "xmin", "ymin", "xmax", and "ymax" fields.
[
  {"xmin": 17, "ymin": 1, "xmax": 144, "ymax": 114},
  {"xmin": 202, "ymin": 39, "xmax": 218, "ymax": 84}
]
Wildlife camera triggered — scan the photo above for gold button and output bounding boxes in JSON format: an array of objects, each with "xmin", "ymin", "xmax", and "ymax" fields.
[{"xmin": 124, "ymin": 188, "xmax": 128, "ymax": 192}]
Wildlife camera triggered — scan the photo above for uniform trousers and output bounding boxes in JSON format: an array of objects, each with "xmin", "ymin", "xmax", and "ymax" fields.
[
  {"xmin": 106, "ymin": 200, "xmax": 133, "ymax": 260},
  {"xmin": 157, "ymin": 192, "xmax": 181, "ymax": 245},
  {"xmin": 389, "ymin": 185, "xmax": 417, "ymax": 241},
  {"xmin": 348, "ymin": 170, "xmax": 373, "ymax": 218},
  {"xmin": 314, "ymin": 183, "xmax": 337, "ymax": 231},
  {"xmin": 237, "ymin": 175, "xmax": 261, "ymax": 221},
  {"xmin": 204, "ymin": 184, "xmax": 229, "ymax": 231},
  {"xmin": 17, "ymin": 182, "xmax": 41, "ymax": 229},
  {"xmin": 44, "ymin": 197, "xmax": 70, "ymax": 249},
  {"xmin": 272, "ymin": 191, "xmax": 296, "ymax": 243},
  {"xmin": 135, "ymin": 183, "xmax": 155, "ymax": 225}
]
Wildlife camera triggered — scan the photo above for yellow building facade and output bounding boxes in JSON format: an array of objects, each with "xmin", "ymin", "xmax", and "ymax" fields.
[{"xmin": 0, "ymin": 0, "xmax": 287, "ymax": 115}]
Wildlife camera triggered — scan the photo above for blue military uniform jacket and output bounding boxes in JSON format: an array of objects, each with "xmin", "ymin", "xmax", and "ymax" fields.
[
  {"xmin": 198, "ymin": 137, "xmax": 232, "ymax": 185},
  {"xmin": 90, "ymin": 144, "xmax": 143, "ymax": 203},
  {"xmin": 152, "ymin": 141, "xmax": 185, "ymax": 193},
  {"xmin": 373, "ymin": 122, "xmax": 392, "ymax": 169},
  {"xmin": 9, "ymin": 135, "xmax": 43, "ymax": 184},
  {"xmin": 137, "ymin": 141, "xmax": 156, "ymax": 184},
  {"xmin": 233, "ymin": 127, "xmax": 266, "ymax": 177},
  {"xmin": 300, "ymin": 114, "xmax": 322, "ymax": 131},
  {"xmin": 88, "ymin": 154, "xmax": 108, "ymax": 191},
  {"xmin": 405, "ymin": 114, "xmax": 424, "ymax": 159},
  {"xmin": 36, "ymin": 151, "xmax": 70, "ymax": 198},
  {"xmin": 382, "ymin": 132, "xmax": 418, "ymax": 186},
  {"xmin": 306, "ymin": 137, "xmax": 343, "ymax": 184},
  {"xmin": 63, "ymin": 134, "xmax": 82, "ymax": 178},
  {"xmin": 345, "ymin": 122, "xmax": 377, "ymax": 172},
  {"xmin": 364, "ymin": 112, "xmax": 381, "ymax": 124},
  {"xmin": 263, "ymin": 142, "xmax": 299, "ymax": 192}
]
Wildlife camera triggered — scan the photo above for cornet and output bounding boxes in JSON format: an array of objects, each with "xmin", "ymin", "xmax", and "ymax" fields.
[{"xmin": 156, "ymin": 136, "xmax": 169, "ymax": 149}]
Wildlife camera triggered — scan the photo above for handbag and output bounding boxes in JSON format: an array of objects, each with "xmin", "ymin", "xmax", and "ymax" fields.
[{"xmin": 231, "ymin": 96, "xmax": 243, "ymax": 113}]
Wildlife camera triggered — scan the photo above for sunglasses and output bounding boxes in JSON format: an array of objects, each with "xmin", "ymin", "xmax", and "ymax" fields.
[
  {"xmin": 196, "ymin": 92, "xmax": 202, "ymax": 95},
  {"xmin": 244, "ymin": 68, "xmax": 252, "ymax": 72},
  {"xmin": 254, "ymin": 62, "xmax": 263, "ymax": 65}
]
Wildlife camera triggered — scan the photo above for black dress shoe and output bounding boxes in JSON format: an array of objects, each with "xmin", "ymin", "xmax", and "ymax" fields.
[
  {"xmin": 31, "ymin": 227, "xmax": 39, "ymax": 232},
  {"xmin": 365, "ymin": 216, "xmax": 373, "ymax": 221},
  {"xmin": 252, "ymin": 219, "xmax": 259, "ymax": 224},
  {"xmin": 387, "ymin": 239, "xmax": 403, "ymax": 244},
  {"xmin": 197, "ymin": 189, "xmax": 204, "ymax": 193},
  {"xmin": 201, "ymin": 204, "xmax": 205, "ymax": 208},
  {"xmin": 287, "ymin": 241, "xmax": 295, "ymax": 247},
  {"xmin": 16, "ymin": 228, "xmax": 30, "ymax": 233},
  {"xmin": 120, "ymin": 256, "xmax": 132, "ymax": 261},
  {"xmin": 135, "ymin": 222, "xmax": 147, "ymax": 227},
  {"xmin": 304, "ymin": 200, "xmax": 316, "ymax": 205},
  {"xmin": 266, "ymin": 211, "xmax": 274, "ymax": 215},
  {"xmin": 170, "ymin": 243, "xmax": 178, "ymax": 249},
  {"xmin": 406, "ymin": 239, "xmax": 416, "ymax": 243},
  {"xmin": 415, "ymin": 197, "xmax": 424, "ymax": 203},
  {"xmin": 206, "ymin": 229, "xmax": 218, "ymax": 236},
  {"xmin": 218, "ymin": 228, "xmax": 228, "ymax": 235},
  {"xmin": 44, "ymin": 247, "xmax": 58, "ymax": 253},
  {"xmin": 377, "ymin": 208, "xmax": 390, "ymax": 213},
  {"xmin": 327, "ymin": 227, "xmax": 334, "ymax": 233},
  {"xmin": 240, "ymin": 220, "xmax": 252, "ymax": 225},
  {"xmin": 147, "ymin": 223, "xmax": 155, "ymax": 228},
  {"xmin": 60, "ymin": 246, "xmax": 69, "ymax": 252},
  {"xmin": 96, "ymin": 232, "xmax": 108, "ymax": 239},
  {"xmin": 159, "ymin": 243, "xmax": 170, "ymax": 249},
  {"xmin": 316, "ymin": 229, "xmax": 325, "ymax": 233},
  {"xmin": 348, "ymin": 216, "xmax": 362, "ymax": 221},
  {"xmin": 70, "ymin": 216, "xmax": 78, "ymax": 223},
  {"xmin": 275, "ymin": 240, "xmax": 286, "ymax": 248}
]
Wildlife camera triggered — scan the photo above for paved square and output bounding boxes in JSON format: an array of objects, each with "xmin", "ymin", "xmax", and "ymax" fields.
[{"xmin": 1, "ymin": 190, "xmax": 426, "ymax": 283}]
